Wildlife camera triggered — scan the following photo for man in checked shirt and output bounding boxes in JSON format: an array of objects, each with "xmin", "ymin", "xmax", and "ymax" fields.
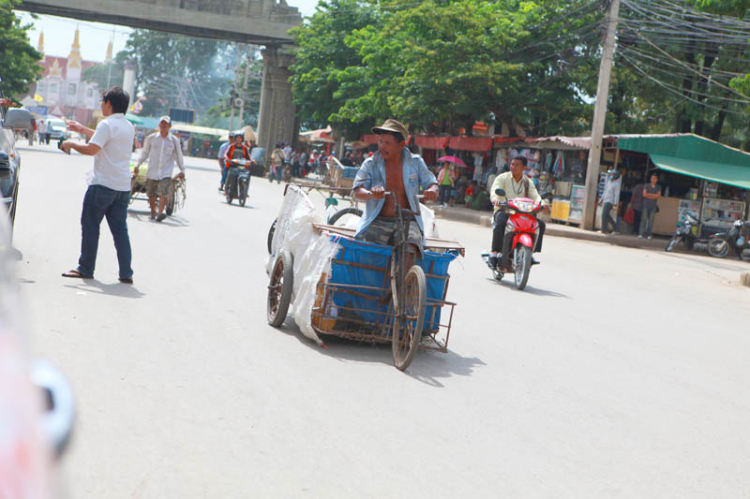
[{"xmin": 134, "ymin": 116, "xmax": 185, "ymax": 222}]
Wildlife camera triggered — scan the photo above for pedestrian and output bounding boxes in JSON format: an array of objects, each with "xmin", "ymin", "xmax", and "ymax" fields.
[
  {"xmin": 270, "ymin": 143, "xmax": 284, "ymax": 184},
  {"xmin": 299, "ymin": 149, "xmax": 308, "ymax": 177},
  {"xmin": 291, "ymin": 150, "xmax": 301, "ymax": 177},
  {"xmin": 60, "ymin": 87, "xmax": 135, "ymax": 283},
  {"xmin": 217, "ymin": 134, "xmax": 232, "ymax": 191},
  {"xmin": 630, "ymin": 177, "xmax": 644, "ymax": 235},
  {"xmin": 464, "ymin": 181, "xmax": 478, "ymax": 208},
  {"xmin": 37, "ymin": 119, "xmax": 47, "ymax": 145},
  {"xmin": 437, "ymin": 162, "xmax": 457, "ymax": 207},
  {"xmin": 599, "ymin": 169, "xmax": 621, "ymax": 234},
  {"xmin": 283, "ymin": 142, "xmax": 292, "ymax": 169},
  {"xmin": 29, "ymin": 116, "xmax": 36, "ymax": 146},
  {"xmin": 134, "ymin": 116, "xmax": 185, "ymax": 222},
  {"xmin": 639, "ymin": 173, "xmax": 662, "ymax": 240}
]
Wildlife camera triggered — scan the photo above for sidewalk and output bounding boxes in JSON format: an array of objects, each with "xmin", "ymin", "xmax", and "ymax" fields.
[{"xmin": 432, "ymin": 205, "xmax": 669, "ymax": 250}]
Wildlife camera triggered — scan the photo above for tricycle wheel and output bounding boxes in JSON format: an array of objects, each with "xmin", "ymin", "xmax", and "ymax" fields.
[
  {"xmin": 392, "ymin": 265, "xmax": 426, "ymax": 371},
  {"xmin": 267, "ymin": 250, "xmax": 293, "ymax": 327},
  {"xmin": 267, "ymin": 218, "xmax": 277, "ymax": 255}
]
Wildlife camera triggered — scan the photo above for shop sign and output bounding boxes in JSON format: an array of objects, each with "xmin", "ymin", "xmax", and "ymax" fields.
[{"xmin": 448, "ymin": 136, "xmax": 493, "ymax": 152}]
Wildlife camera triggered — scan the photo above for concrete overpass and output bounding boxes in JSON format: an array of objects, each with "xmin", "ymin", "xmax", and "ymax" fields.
[{"xmin": 17, "ymin": 0, "xmax": 304, "ymax": 155}]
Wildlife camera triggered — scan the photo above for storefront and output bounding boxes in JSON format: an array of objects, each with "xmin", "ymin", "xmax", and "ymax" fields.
[{"xmin": 613, "ymin": 134, "xmax": 750, "ymax": 236}]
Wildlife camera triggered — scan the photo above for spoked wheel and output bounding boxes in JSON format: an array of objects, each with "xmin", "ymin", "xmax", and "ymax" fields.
[
  {"xmin": 327, "ymin": 207, "xmax": 363, "ymax": 227},
  {"xmin": 392, "ymin": 265, "xmax": 426, "ymax": 371},
  {"xmin": 267, "ymin": 250, "xmax": 294, "ymax": 327},
  {"xmin": 267, "ymin": 219, "xmax": 277, "ymax": 255},
  {"xmin": 666, "ymin": 236, "xmax": 680, "ymax": 252},
  {"xmin": 708, "ymin": 237, "xmax": 730, "ymax": 258},
  {"xmin": 514, "ymin": 246, "xmax": 532, "ymax": 291}
]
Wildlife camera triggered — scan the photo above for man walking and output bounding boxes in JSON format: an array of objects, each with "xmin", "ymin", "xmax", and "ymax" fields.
[
  {"xmin": 599, "ymin": 169, "xmax": 621, "ymax": 234},
  {"xmin": 639, "ymin": 173, "xmax": 662, "ymax": 240},
  {"xmin": 60, "ymin": 87, "xmax": 135, "ymax": 283},
  {"xmin": 270, "ymin": 143, "xmax": 284, "ymax": 184},
  {"xmin": 134, "ymin": 115, "xmax": 185, "ymax": 222}
]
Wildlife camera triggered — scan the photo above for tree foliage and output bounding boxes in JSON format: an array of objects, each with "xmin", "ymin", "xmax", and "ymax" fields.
[
  {"xmin": 0, "ymin": 0, "xmax": 42, "ymax": 96},
  {"xmin": 291, "ymin": 0, "xmax": 602, "ymax": 138},
  {"xmin": 122, "ymin": 30, "xmax": 234, "ymax": 118}
]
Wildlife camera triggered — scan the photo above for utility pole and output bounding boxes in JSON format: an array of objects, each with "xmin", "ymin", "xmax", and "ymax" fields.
[
  {"xmin": 228, "ymin": 45, "xmax": 241, "ymax": 133},
  {"xmin": 238, "ymin": 47, "xmax": 251, "ymax": 127},
  {"xmin": 582, "ymin": 0, "xmax": 620, "ymax": 231}
]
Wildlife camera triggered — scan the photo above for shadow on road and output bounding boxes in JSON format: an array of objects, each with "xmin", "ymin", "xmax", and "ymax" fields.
[
  {"xmin": 127, "ymin": 209, "xmax": 190, "ymax": 227},
  {"xmin": 275, "ymin": 316, "xmax": 485, "ymax": 385},
  {"xmin": 485, "ymin": 278, "xmax": 568, "ymax": 298},
  {"xmin": 63, "ymin": 279, "xmax": 145, "ymax": 299}
]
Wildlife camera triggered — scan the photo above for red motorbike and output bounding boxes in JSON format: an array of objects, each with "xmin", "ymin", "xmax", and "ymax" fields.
[{"xmin": 481, "ymin": 189, "xmax": 550, "ymax": 291}]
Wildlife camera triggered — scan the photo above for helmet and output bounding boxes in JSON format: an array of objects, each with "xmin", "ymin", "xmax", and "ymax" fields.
[
  {"xmin": 607, "ymin": 169, "xmax": 620, "ymax": 179},
  {"xmin": 228, "ymin": 132, "xmax": 235, "ymax": 139}
]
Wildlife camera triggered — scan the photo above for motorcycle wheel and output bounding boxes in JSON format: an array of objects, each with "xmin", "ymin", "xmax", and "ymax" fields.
[
  {"xmin": 239, "ymin": 181, "xmax": 247, "ymax": 207},
  {"xmin": 666, "ymin": 236, "xmax": 680, "ymax": 252},
  {"xmin": 225, "ymin": 186, "xmax": 233, "ymax": 204},
  {"xmin": 708, "ymin": 237, "xmax": 730, "ymax": 258},
  {"xmin": 514, "ymin": 246, "xmax": 532, "ymax": 291}
]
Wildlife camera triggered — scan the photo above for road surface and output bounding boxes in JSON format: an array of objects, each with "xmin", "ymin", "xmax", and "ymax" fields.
[{"xmin": 11, "ymin": 144, "xmax": 750, "ymax": 497}]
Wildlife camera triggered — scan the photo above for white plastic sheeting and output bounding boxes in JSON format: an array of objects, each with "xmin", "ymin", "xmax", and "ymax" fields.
[{"xmin": 266, "ymin": 186, "xmax": 339, "ymax": 344}]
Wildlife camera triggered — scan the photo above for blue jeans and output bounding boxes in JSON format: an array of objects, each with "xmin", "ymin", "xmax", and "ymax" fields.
[
  {"xmin": 78, "ymin": 185, "xmax": 133, "ymax": 279},
  {"xmin": 220, "ymin": 162, "xmax": 228, "ymax": 187}
]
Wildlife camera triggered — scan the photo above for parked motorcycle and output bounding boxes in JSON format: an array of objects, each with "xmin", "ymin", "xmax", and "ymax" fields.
[
  {"xmin": 225, "ymin": 158, "xmax": 253, "ymax": 207},
  {"xmin": 481, "ymin": 189, "xmax": 550, "ymax": 291},
  {"xmin": 665, "ymin": 213, "xmax": 707, "ymax": 252},
  {"xmin": 707, "ymin": 219, "xmax": 750, "ymax": 261}
]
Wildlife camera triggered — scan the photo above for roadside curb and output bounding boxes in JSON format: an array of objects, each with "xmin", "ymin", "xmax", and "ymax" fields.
[
  {"xmin": 741, "ymin": 272, "xmax": 750, "ymax": 287},
  {"xmin": 433, "ymin": 206, "xmax": 667, "ymax": 250}
]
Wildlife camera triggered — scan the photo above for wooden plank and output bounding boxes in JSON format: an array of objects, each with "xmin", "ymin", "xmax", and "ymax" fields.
[{"xmin": 313, "ymin": 223, "xmax": 465, "ymax": 252}]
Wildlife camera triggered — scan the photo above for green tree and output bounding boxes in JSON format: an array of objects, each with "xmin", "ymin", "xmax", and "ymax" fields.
[
  {"xmin": 0, "ymin": 0, "xmax": 42, "ymax": 96},
  {"xmin": 122, "ymin": 30, "xmax": 233, "ymax": 118},
  {"xmin": 82, "ymin": 50, "xmax": 127, "ymax": 94},
  {"xmin": 291, "ymin": 0, "xmax": 602, "ymax": 138},
  {"xmin": 289, "ymin": 0, "xmax": 381, "ymax": 138}
]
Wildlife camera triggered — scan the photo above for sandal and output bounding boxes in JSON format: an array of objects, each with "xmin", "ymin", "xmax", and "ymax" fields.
[{"xmin": 62, "ymin": 270, "xmax": 92, "ymax": 279}]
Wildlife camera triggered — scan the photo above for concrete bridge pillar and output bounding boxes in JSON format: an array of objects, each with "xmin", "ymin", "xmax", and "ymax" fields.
[{"xmin": 257, "ymin": 45, "xmax": 299, "ymax": 162}]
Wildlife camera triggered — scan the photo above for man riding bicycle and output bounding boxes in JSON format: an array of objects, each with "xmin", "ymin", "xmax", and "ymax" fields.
[{"xmin": 352, "ymin": 119, "xmax": 439, "ymax": 259}]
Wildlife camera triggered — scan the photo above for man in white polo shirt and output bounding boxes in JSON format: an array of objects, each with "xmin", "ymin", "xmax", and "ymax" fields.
[
  {"xmin": 60, "ymin": 87, "xmax": 136, "ymax": 284},
  {"xmin": 134, "ymin": 115, "xmax": 185, "ymax": 222}
]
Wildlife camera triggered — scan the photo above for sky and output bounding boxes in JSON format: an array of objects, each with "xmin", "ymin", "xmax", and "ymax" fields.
[{"xmin": 16, "ymin": 0, "xmax": 321, "ymax": 62}]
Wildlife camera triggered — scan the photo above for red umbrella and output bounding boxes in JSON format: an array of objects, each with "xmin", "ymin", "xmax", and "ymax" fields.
[{"xmin": 437, "ymin": 156, "xmax": 466, "ymax": 167}]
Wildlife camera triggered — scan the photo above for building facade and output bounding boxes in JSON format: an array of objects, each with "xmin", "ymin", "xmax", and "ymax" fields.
[{"xmin": 28, "ymin": 29, "xmax": 104, "ymax": 126}]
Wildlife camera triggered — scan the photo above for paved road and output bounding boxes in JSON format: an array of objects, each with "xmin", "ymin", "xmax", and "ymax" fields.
[{"xmin": 12, "ymin": 144, "xmax": 750, "ymax": 497}]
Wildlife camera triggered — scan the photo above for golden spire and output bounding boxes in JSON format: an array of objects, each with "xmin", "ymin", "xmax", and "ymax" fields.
[
  {"xmin": 106, "ymin": 39, "xmax": 113, "ymax": 62},
  {"xmin": 68, "ymin": 27, "xmax": 82, "ymax": 69},
  {"xmin": 37, "ymin": 31, "xmax": 44, "ymax": 56}
]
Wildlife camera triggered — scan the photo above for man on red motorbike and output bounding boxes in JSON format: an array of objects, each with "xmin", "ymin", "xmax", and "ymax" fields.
[{"xmin": 489, "ymin": 155, "xmax": 549, "ymax": 270}]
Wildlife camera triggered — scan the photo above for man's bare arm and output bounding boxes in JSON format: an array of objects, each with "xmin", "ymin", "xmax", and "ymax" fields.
[
  {"xmin": 66, "ymin": 120, "xmax": 95, "ymax": 139},
  {"xmin": 62, "ymin": 141, "xmax": 100, "ymax": 156}
]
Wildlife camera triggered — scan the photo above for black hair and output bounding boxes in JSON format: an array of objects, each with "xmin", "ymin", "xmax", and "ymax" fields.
[
  {"xmin": 381, "ymin": 131, "xmax": 405, "ymax": 143},
  {"xmin": 102, "ymin": 87, "xmax": 130, "ymax": 114},
  {"xmin": 511, "ymin": 155, "xmax": 527, "ymax": 167}
]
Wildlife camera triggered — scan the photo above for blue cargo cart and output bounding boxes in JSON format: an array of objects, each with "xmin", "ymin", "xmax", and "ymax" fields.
[{"xmin": 267, "ymin": 219, "xmax": 464, "ymax": 370}]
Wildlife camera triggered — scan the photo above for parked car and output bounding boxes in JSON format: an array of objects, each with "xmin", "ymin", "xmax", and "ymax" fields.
[
  {"xmin": 0, "ymin": 210, "xmax": 75, "ymax": 497},
  {"xmin": 0, "ymin": 92, "xmax": 32, "ymax": 234},
  {"xmin": 44, "ymin": 117, "xmax": 68, "ymax": 141}
]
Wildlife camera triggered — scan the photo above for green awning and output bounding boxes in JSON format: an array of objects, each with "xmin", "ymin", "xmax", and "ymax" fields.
[
  {"xmin": 125, "ymin": 114, "xmax": 144, "ymax": 125},
  {"xmin": 616, "ymin": 134, "xmax": 750, "ymax": 190}
]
